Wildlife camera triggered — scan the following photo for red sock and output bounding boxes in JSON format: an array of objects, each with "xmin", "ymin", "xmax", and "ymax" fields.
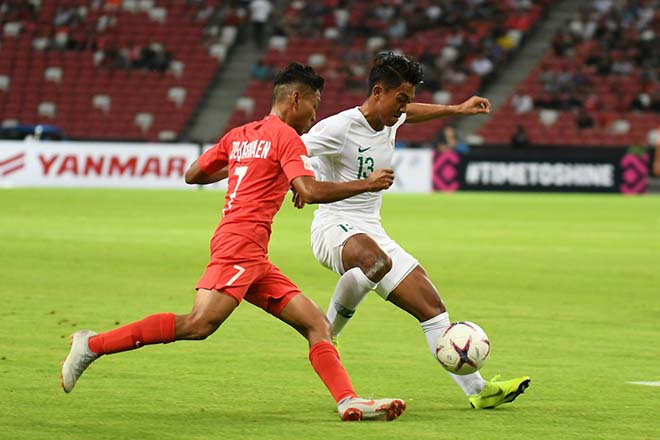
[
  {"xmin": 88, "ymin": 313, "xmax": 176, "ymax": 355},
  {"xmin": 309, "ymin": 341, "xmax": 356, "ymax": 403}
]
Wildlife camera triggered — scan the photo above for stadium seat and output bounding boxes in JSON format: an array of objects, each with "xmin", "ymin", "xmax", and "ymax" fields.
[
  {"xmin": 433, "ymin": 91, "xmax": 452, "ymax": 105},
  {"xmin": 235, "ymin": 97, "xmax": 256, "ymax": 116},
  {"xmin": 324, "ymin": 27, "xmax": 340, "ymax": 39},
  {"xmin": 610, "ymin": 119, "xmax": 631, "ymax": 135},
  {"xmin": 539, "ymin": 109, "xmax": 559, "ymax": 126},
  {"xmin": 167, "ymin": 87, "xmax": 187, "ymax": 107},
  {"xmin": 0, "ymin": 75, "xmax": 9, "ymax": 91},
  {"xmin": 44, "ymin": 67, "xmax": 63, "ymax": 84},
  {"xmin": 38, "ymin": 101, "xmax": 57, "ymax": 119},
  {"xmin": 220, "ymin": 27, "xmax": 238, "ymax": 47},
  {"xmin": 3, "ymin": 22, "xmax": 21, "ymax": 37},
  {"xmin": 138, "ymin": 0, "xmax": 155, "ymax": 12},
  {"xmin": 32, "ymin": 37, "xmax": 49, "ymax": 51},
  {"xmin": 135, "ymin": 112, "xmax": 154, "ymax": 133},
  {"xmin": 168, "ymin": 60, "xmax": 185, "ymax": 78},
  {"xmin": 148, "ymin": 7, "xmax": 167, "ymax": 23},
  {"xmin": 268, "ymin": 36, "xmax": 287, "ymax": 52},
  {"xmin": 123, "ymin": 0, "xmax": 139, "ymax": 13},
  {"xmin": 92, "ymin": 94, "xmax": 112, "ymax": 113},
  {"xmin": 209, "ymin": 43, "xmax": 227, "ymax": 62}
]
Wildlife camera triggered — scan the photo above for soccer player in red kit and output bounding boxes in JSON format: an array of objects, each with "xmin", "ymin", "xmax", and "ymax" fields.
[{"xmin": 60, "ymin": 63, "xmax": 406, "ymax": 422}]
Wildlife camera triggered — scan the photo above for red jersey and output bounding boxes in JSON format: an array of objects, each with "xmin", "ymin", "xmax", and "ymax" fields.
[{"xmin": 198, "ymin": 115, "xmax": 315, "ymax": 251}]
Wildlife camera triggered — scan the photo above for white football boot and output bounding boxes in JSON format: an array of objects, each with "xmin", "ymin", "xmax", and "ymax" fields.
[
  {"xmin": 337, "ymin": 397, "xmax": 406, "ymax": 421},
  {"xmin": 61, "ymin": 330, "xmax": 99, "ymax": 393}
]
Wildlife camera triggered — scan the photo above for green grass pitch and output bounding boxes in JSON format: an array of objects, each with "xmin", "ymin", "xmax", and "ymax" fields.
[{"xmin": 1, "ymin": 188, "xmax": 659, "ymax": 440}]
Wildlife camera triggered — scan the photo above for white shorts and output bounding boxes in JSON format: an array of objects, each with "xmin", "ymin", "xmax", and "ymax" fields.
[{"xmin": 310, "ymin": 210, "xmax": 419, "ymax": 299}]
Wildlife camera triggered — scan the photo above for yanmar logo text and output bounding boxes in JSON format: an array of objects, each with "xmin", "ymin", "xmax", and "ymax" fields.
[
  {"xmin": 38, "ymin": 154, "xmax": 188, "ymax": 177},
  {"xmin": 0, "ymin": 152, "xmax": 26, "ymax": 176}
]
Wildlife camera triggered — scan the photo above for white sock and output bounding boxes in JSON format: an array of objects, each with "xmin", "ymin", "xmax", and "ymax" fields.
[
  {"xmin": 421, "ymin": 312, "xmax": 487, "ymax": 396},
  {"xmin": 326, "ymin": 267, "xmax": 377, "ymax": 337}
]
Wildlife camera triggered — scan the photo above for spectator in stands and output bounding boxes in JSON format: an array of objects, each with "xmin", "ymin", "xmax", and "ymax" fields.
[
  {"xmin": 611, "ymin": 54, "xmax": 634, "ymax": 76},
  {"xmin": 512, "ymin": 93, "xmax": 533, "ymax": 114},
  {"xmin": 224, "ymin": 2, "xmax": 247, "ymax": 27},
  {"xmin": 568, "ymin": 9, "xmax": 596, "ymax": 40},
  {"xmin": 128, "ymin": 42, "xmax": 142, "ymax": 68},
  {"xmin": 566, "ymin": 92, "xmax": 584, "ymax": 110},
  {"xmin": 595, "ymin": 54, "xmax": 612, "ymax": 76},
  {"xmin": 571, "ymin": 67, "xmax": 593, "ymax": 94},
  {"xmin": 576, "ymin": 108, "xmax": 595, "ymax": 130},
  {"xmin": 539, "ymin": 65, "xmax": 560, "ymax": 94},
  {"xmin": 249, "ymin": 0, "xmax": 273, "ymax": 48},
  {"xmin": 387, "ymin": 15, "xmax": 407, "ymax": 40},
  {"xmin": 96, "ymin": 12, "xmax": 116, "ymax": 33},
  {"xmin": 151, "ymin": 47, "xmax": 171, "ymax": 72},
  {"xmin": 0, "ymin": 0, "xmax": 38, "ymax": 22},
  {"xmin": 343, "ymin": 64, "xmax": 366, "ymax": 92},
  {"xmin": 511, "ymin": 124, "xmax": 530, "ymax": 148},
  {"xmin": 550, "ymin": 28, "xmax": 575, "ymax": 57},
  {"xmin": 250, "ymin": 59, "xmax": 275, "ymax": 81},
  {"xmin": 470, "ymin": 51, "xmax": 494, "ymax": 80},
  {"xmin": 631, "ymin": 92, "xmax": 652, "ymax": 112},
  {"xmin": 650, "ymin": 91, "xmax": 660, "ymax": 113},
  {"xmin": 418, "ymin": 50, "xmax": 441, "ymax": 91},
  {"xmin": 534, "ymin": 92, "xmax": 563, "ymax": 110},
  {"xmin": 556, "ymin": 65, "xmax": 575, "ymax": 94},
  {"xmin": 184, "ymin": 0, "xmax": 213, "ymax": 22},
  {"xmin": 104, "ymin": 0, "xmax": 121, "ymax": 11},
  {"xmin": 639, "ymin": 68, "xmax": 659, "ymax": 92},
  {"xmin": 436, "ymin": 125, "xmax": 469, "ymax": 154}
]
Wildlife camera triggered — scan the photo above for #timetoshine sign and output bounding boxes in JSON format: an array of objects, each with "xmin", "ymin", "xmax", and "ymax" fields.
[
  {"xmin": 434, "ymin": 148, "xmax": 648, "ymax": 194},
  {"xmin": 465, "ymin": 161, "xmax": 614, "ymax": 188}
]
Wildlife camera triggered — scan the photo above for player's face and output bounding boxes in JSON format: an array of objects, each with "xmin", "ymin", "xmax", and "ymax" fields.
[
  {"xmin": 376, "ymin": 82, "xmax": 415, "ymax": 126},
  {"xmin": 292, "ymin": 89, "xmax": 321, "ymax": 134}
]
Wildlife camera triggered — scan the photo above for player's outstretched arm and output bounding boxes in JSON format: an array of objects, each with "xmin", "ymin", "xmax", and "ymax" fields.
[
  {"xmin": 185, "ymin": 160, "xmax": 229, "ymax": 185},
  {"xmin": 291, "ymin": 169, "xmax": 394, "ymax": 204},
  {"xmin": 405, "ymin": 96, "xmax": 491, "ymax": 124}
]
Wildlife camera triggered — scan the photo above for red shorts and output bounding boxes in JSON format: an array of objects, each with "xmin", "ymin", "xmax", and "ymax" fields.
[{"xmin": 196, "ymin": 233, "xmax": 300, "ymax": 316}]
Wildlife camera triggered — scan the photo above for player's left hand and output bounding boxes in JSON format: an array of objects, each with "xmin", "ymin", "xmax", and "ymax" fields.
[
  {"xmin": 457, "ymin": 96, "xmax": 491, "ymax": 115},
  {"xmin": 291, "ymin": 187, "xmax": 305, "ymax": 209}
]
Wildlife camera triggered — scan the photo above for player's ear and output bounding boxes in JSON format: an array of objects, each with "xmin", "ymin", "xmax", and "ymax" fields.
[
  {"xmin": 372, "ymin": 84, "xmax": 384, "ymax": 100},
  {"xmin": 291, "ymin": 90, "xmax": 301, "ymax": 108}
]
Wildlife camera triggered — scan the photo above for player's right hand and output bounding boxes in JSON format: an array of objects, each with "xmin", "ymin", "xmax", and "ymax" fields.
[
  {"xmin": 365, "ymin": 168, "xmax": 395, "ymax": 191},
  {"xmin": 291, "ymin": 186, "xmax": 305, "ymax": 209}
]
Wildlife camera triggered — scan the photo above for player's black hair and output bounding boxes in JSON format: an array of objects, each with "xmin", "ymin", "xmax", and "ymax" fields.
[
  {"xmin": 367, "ymin": 52, "xmax": 424, "ymax": 95},
  {"xmin": 272, "ymin": 62, "xmax": 324, "ymax": 102}
]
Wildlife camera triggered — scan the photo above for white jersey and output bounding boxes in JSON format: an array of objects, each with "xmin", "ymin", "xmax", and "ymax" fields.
[{"xmin": 302, "ymin": 107, "xmax": 406, "ymax": 219}]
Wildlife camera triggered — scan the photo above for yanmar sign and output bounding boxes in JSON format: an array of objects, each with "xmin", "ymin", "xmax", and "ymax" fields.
[{"xmin": 0, "ymin": 141, "xmax": 199, "ymax": 188}]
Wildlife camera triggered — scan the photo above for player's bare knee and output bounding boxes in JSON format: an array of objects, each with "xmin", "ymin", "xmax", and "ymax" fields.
[
  {"xmin": 191, "ymin": 321, "xmax": 218, "ymax": 340},
  {"xmin": 305, "ymin": 316, "xmax": 332, "ymax": 341},
  {"xmin": 182, "ymin": 315, "xmax": 219, "ymax": 340}
]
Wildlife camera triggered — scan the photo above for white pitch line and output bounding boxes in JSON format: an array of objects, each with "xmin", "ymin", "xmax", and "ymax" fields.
[{"xmin": 626, "ymin": 381, "xmax": 660, "ymax": 387}]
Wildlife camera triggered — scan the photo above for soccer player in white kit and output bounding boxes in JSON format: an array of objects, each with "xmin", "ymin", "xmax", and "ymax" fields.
[{"xmin": 299, "ymin": 52, "xmax": 531, "ymax": 409}]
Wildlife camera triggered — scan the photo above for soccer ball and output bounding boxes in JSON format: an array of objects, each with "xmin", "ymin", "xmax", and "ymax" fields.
[{"xmin": 435, "ymin": 321, "xmax": 490, "ymax": 375}]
